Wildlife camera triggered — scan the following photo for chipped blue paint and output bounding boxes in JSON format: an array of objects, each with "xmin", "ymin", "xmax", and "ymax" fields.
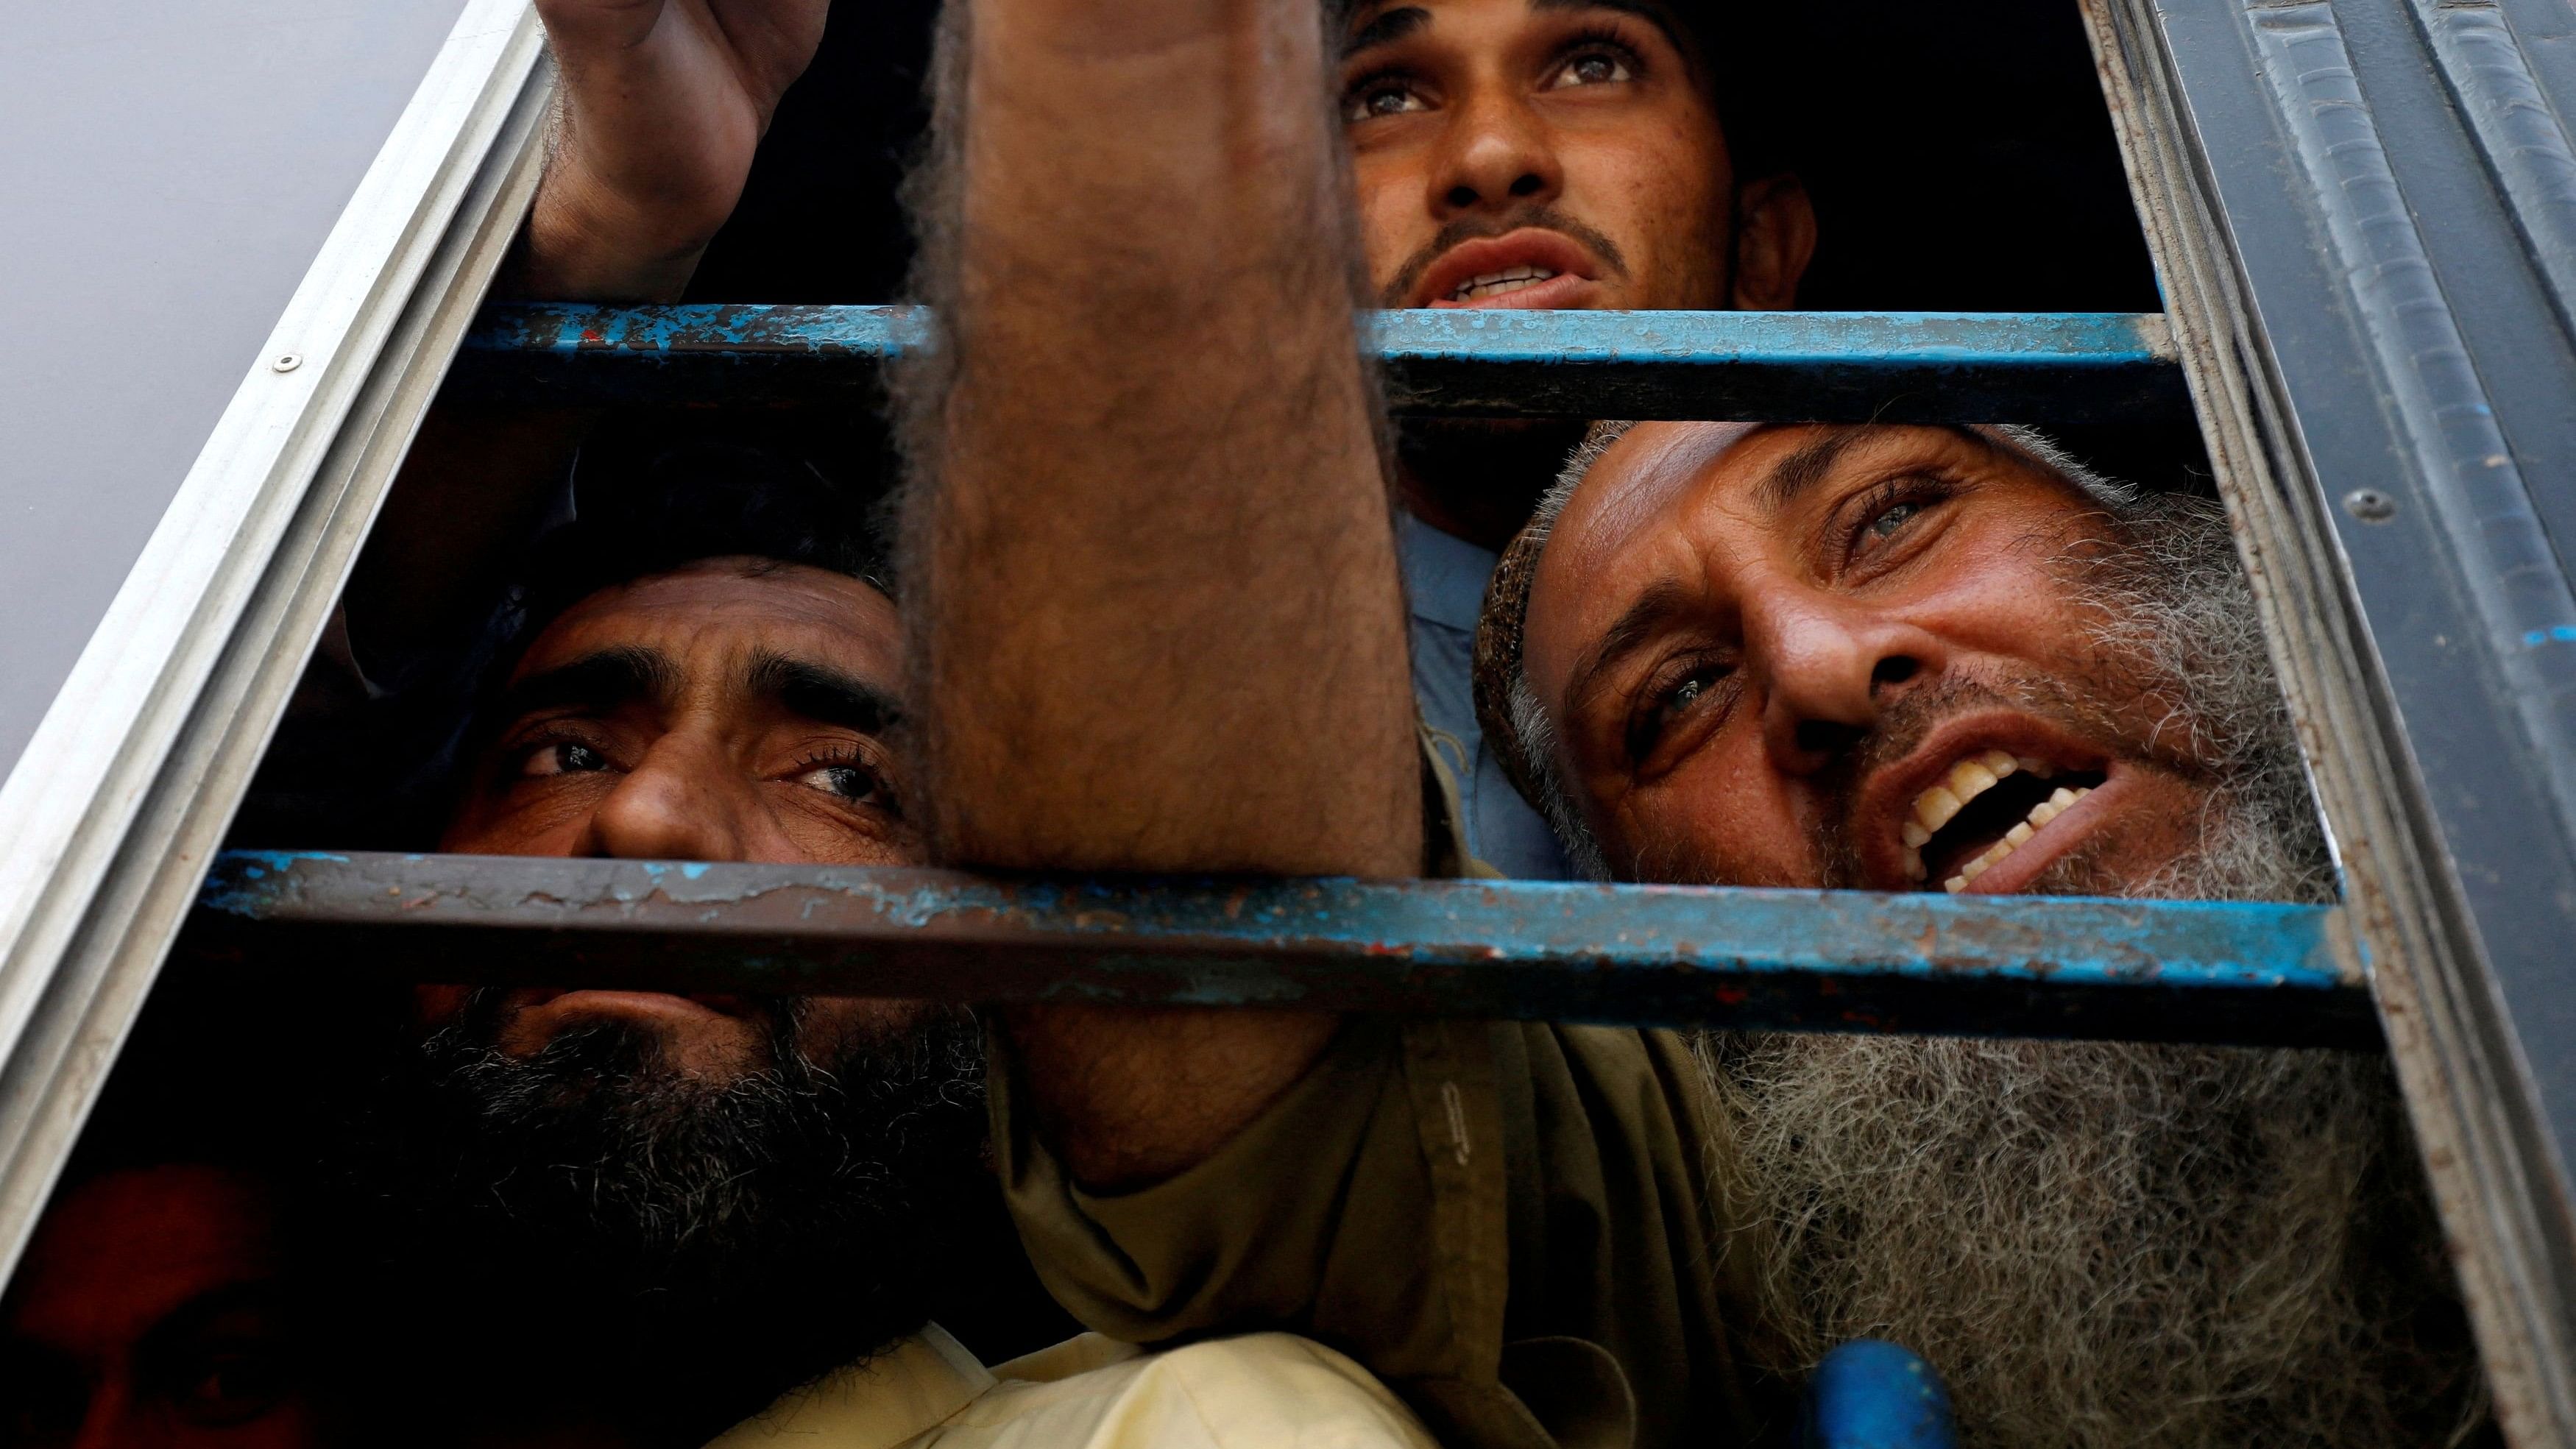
[
  {"xmin": 191, "ymin": 851, "xmax": 2371, "ymax": 1047},
  {"xmin": 1362, "ymin": 308, "xmax": 2169, "ymax": 368},
  {"xmin": 453, "ymin": 304, "xmax": 2190, "ymax": 424},
  {"xmin": 195, "ymin": 851, "xmax": 353, "ymax": 915}
]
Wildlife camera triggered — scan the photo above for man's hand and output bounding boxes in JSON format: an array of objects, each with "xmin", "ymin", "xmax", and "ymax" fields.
[{"xmin": 520, "ymin": 0, "xmax": 829, "ymax": 300}]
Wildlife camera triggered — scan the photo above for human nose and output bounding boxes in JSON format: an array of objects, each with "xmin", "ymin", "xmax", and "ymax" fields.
[
  {"xmin": 1748, "ymin": 589, "xmax": 1942, "ymax": 775},
  {"xmin": 65, "ymin": 1391, "xmax": 126, "ymax": 1449},
  {"xmin": 576, "ymin": 734, "xmax": 764, "ymax": 862},
  {"xmin": 1428, "ymin": 87, "xmax": 1562, "ymax": 217}
]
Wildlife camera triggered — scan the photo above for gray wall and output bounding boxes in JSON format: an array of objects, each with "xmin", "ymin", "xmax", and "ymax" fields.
[{"xmin": 0, "ymin": 0, "xmax": 472, "ymax": 779}]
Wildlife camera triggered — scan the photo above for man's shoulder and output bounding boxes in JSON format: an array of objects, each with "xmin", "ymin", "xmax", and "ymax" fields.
[{"xmin": 919, "ymin": 1332, "xmax": 1443, "ymax": 1449}]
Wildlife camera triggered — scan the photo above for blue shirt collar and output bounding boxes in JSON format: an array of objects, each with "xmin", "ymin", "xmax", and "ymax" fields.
[{"xmin": 1397, "ymin": 511, "xmax": 1502, "ymax": 635}]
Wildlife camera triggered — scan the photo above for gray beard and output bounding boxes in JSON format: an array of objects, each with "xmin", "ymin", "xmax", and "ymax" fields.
[{"xmin": 1701, "ymin": 497, "xmax": 2485, "ymax": 1447}]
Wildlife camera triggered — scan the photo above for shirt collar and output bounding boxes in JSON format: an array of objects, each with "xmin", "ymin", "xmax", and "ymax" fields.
[
  {"xmin": 704, "ymin": 1323, "xmax": 994, "ymax": 1448},
  {"xmin": 1398, "ymin": 511, "xmax": 1502, "ymax": 635}
]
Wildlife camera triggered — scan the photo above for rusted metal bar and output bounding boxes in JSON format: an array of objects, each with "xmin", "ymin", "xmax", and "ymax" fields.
[
  {"xmin": 188, "ymin": 851, "xmax": 2374, "ymax": 1048},
  {"xmin": 447, "ymin": 303, "xmax": 2193, "ymax": 424}
]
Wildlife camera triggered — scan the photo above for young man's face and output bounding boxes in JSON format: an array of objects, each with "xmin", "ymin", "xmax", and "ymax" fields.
[
  {"xmin": 1338, "ymin": 0, "xmax": 1810, "ymax": 312},
  {"xmin": 0, "ymin": 1166, "xmax": 317, "ymax": 1449},
  {"xmin": 1521, "ymin": 425, "xmax": 2246, "ymax": 893},
  {"xmin": 432, "ymin": 558, "xmax": 919, "ymax": 1074}
]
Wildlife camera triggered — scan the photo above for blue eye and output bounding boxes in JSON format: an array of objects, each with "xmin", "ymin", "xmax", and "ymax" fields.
[
  {"xmin": 1345, "ymin": 79, "xmax": 1426, "ymax": 121},
  {"xmin": 1868, "ymin": 501, "xmax": 1924, "ymax": 539},
  {"xmin": 1551, "ymin": 49, "xmax": 1633, "ymax": 88}
]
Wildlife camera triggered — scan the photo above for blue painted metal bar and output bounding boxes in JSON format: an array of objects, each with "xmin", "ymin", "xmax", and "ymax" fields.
[
  {"xmin": 188, "ymin": 851, "xmax": 2373, "ymax": 1048},
  {"xmin": 450, "ymin": 303, "xmax": 2191, "ymax": 423}
]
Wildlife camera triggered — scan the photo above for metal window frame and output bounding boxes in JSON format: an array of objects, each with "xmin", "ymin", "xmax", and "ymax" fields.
[
  {"xmin": 0, "ymin": 0, "xmax": 2567, "ymax": 1436},
  {"xmin": 194, "ymin": 851, "xmax": 2374, "ymax": 1047},
  {"xmin": 0, "ymin": 0, "xmax": 553, "ymax": 1282},
  {"xmin": 2082, "ymin": 0, "xmax": 2576, "ymax": 1435}
]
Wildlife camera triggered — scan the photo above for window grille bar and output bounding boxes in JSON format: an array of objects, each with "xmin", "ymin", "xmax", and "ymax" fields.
[
  {"xmin": 191, "ymin": 851, "xmax": 2371, "ymax": 1048},
  {"xmin": 452, "ymin": 303, "xmax": 2190, "ymax": 423}
]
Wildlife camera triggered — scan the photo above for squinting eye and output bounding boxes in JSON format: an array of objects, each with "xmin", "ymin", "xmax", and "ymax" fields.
[
  {"xmin": 1551, "ymin": 51, "xmax": 1633, "ymax": 88},
  {"xmin": 794, "ymin": 762, "xmax": 894, "ymax": 810},
  {"xmin": 1866, "ymin": 501, "xmax": 1925, "ymax": 540},
  {"xmin": 523, "ymin": 741, "xmax": 607, "ymax": 777},
  {"xmin": 1345, "ymin": 80, "xmax": 1426, "ymax": 121}
]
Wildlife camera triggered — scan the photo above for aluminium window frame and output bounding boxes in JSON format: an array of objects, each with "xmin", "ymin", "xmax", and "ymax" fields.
[
  {"xmin": 2083, "ymin": 0, "xmax": 2576, "ymax": 1436},
  {"xmin": 0, "ymin": 0, "xmax": 554, "ymax": 1283},
  {"xmin": 0, "ymin": 0, "xmax": 2569, "ymax": 1441}
]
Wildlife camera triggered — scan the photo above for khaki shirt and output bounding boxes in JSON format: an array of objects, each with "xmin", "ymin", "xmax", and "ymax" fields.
[
  {"xmin": 708, "ymin": 1324, "xmax": 1441, "ymax": 1449},
  {"xmin": 989, "ymin": 735, "xmax": 1786, "ymax": 1449},
  {"xmin": 991, "ymin": 1024, "xmax": 1782, "ymax": 1449}
]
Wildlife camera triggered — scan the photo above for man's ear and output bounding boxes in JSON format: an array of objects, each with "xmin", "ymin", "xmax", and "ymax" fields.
[{"xmin": 1731, "ymin": 174, "xmax": 1817, "ymax": 310}]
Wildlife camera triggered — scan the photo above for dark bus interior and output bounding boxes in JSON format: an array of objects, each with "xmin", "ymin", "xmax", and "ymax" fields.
[{"xmin": 18, "ymin": 0, "xmax": 2223, "ymax": 1436}]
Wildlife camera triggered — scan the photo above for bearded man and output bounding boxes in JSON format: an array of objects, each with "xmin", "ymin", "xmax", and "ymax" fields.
[
  {"xmin": 341, "ymin": 440, "xmax": 1438, "ymax": 1449},
  {"xmin": 1468, "ymin": 419, "xmax": 2489, "ymax": 1447},
  {"xmin": 480, "ymin": 0, "xmax": 1815, "ymax": 879}
]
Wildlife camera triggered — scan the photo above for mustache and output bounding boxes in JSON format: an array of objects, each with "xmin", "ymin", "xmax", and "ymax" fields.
[{"xmin": 1379, "ymin": 205, "xmax": 1630, "ymax": 308}]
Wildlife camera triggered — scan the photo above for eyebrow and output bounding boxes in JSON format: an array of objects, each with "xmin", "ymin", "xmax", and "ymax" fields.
[
  {"xmin": 492, "ymin": 645, "xmax": 676, "ymax": 724},
  {"xmin": 1343, "ymin": 4, "xmax": 1428, "ymax": 57},
  {"xmin": 135, "ymin": 1282, "xmax": 285, "ymax": 1367},
  {"xmin": 1753, "ymin": 424, "xmax": 2000, "ymax": 514},
  {"xmin": 1533, "ymin": 0, "xmax": 1693, "ymax": 57},
  {"xmin": 1557, "ymin": 577, "xmax": 1701, "ymax": 722},
  {"xmin": 1752, "ymin": 425, "xmax": 1873, "ymax": 514},
  {"xmin": 743, "ymin": 651, "xmax": 902, "ymax": 736},
  {"xmin": 1342, "ymin": 0, "xmax": 1690, "ymax": 62}
]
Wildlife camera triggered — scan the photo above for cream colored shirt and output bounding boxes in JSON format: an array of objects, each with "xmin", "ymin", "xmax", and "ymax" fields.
[{"xmin": 705, "ymin": 1324, "xmax": 1443, "ymax": 1449}]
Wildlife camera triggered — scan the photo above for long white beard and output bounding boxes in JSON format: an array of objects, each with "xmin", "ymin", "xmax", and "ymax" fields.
[
  {"xmin": 1699, "ymin": 496, "xmax": 2483, "ymax": 1445},
  {"xmin": 1701, "ymin": 1034, "xmax": 2479, "ymax": 1447}
]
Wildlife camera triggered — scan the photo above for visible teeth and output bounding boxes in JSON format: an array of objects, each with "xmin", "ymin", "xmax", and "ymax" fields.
[
  {"xmin": 1919, "ymin": 776, "xmax": 2095, "ymax": 891},
  {"xmin": 2017, "ymin": 756, "xmax": 2051, "ymax": 776},
  {"xmin": 1948, "ymin": 759, "xmax": 2000, "ymax": 798},
  {"xmin": 1451, "ymin": 265, "xmax": 1558, "ymax": 300},
  {"xmin": 1918, "ymin": 750, "xmax": 2025, "ymax": 833},
  {"xmin": 1900, "ymin": 821, "xmax": 1931, "ymax": 849}
]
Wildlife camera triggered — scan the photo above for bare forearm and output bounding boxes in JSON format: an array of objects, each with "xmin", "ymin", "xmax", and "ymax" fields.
[{"xmin": 914, "ymin": 0, "xmax": 1420, "ymax": 879}]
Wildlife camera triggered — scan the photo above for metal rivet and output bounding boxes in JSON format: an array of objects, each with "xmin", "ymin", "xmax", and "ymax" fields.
[
  {"xmin": 2343, "ymin": 488, "xmax": 2396, "ymax": 522},
  {"xmin": 271, "ymin": 352, "xmax": 302, "ymax": 372}
]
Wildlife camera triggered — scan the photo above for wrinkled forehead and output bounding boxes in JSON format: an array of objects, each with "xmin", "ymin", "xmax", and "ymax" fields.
[
  {"xmin": 517, "ymin": 559, "xmax": 903, "ymax": 688},
  {"xmin": 1546, "ymin": 421, "xmax": 1766, "ymax": 584}
]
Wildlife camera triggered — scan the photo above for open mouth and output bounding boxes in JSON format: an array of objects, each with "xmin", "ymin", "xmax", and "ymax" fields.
[
  {"xmin": 1410, "ymin": 230, "xmax": 1602, "ymax": 310},
  {"xmin": 1900, "ymin": 750, "xmax": 2108, "ymax": 892},
  {"xmin": 1448, "ymin": 264, "xmax": 1559, "ymax": 302}
]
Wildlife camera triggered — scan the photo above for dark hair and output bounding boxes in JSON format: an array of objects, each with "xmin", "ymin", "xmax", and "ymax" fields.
[
  {"xmin": 242, "ymin": 433, "xmax": 896, "ymax": 850},
  {"xmin": 434, "ymin": 433, "xmax": 897, "ymax": 793},
  {"xmin": 1671, "ymin": 0, "xmax": 1797, "ymax": 180},
  {"xmin": 506, "ymin": 433, "xmax": 895, "ymax": 658}
]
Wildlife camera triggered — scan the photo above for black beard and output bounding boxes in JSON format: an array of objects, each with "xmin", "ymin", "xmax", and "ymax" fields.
[{"xmin": 349, "ymin": 993, "xmax": 989, "ymax": 1446}]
